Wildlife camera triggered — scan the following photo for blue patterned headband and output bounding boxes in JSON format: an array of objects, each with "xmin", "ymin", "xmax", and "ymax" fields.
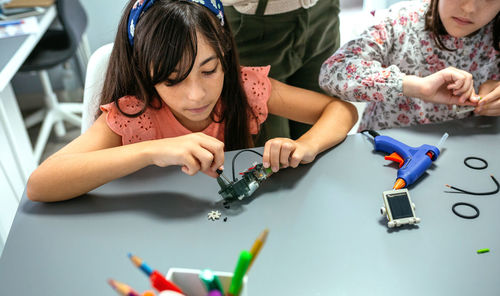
[{"xmin": 127, "ymin": 0, "xmax": 225, "ymax": 46}]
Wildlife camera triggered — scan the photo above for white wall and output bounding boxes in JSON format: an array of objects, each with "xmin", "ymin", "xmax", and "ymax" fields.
[
  {"xmin": 83, "ymin": 0, "xmax": 402, "ymax": 53},
  {"xmin": 80, "ymin": 0, "xmax": 128, "ymax": 53}
]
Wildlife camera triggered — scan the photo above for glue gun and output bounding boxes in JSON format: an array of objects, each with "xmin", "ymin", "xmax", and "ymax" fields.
[{"xmin": 365, "ymin": 131, "xmax": 448, "ymax": 189}]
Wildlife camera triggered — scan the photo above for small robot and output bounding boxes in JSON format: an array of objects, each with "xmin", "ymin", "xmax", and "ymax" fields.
[
  {"xmin": 216, "ymin": 163, "xmax": 273, "ymax": 200},
  {"xmin": 380, "ymin": 188, "xmax": 420, "ymax": 228}
]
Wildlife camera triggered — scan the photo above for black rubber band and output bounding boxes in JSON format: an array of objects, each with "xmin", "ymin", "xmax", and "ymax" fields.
[
  {"xmin": 452, "ymin": 202, "xmax": 480, "ymax": 219},
  {"xmin": 464, "ymin": 157, "xmax": 488, "ymax": 170}
]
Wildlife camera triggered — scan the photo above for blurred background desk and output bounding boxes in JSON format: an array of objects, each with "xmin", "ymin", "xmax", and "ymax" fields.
[
  {"xmin": 0, "ymin": 116, "xmax": 498, "ymax": 295},
  {"xmin": 0, "ymin": 4, "xmax": 55, "ymax": 248}
]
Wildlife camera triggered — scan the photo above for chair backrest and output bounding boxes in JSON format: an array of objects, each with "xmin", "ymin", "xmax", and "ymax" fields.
[
  {"xmin": 57, "ymin": 0, "xmax": 88, "ymax": 54},
  {"xmin": 81, "ymin": 43, "xmax": 113, "ymax": 133}
]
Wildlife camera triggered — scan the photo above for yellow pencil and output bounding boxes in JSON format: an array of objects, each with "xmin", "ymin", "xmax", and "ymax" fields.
[{"xmin": 248, "ymin": 228, "xmax": 269, "ymax": 270}]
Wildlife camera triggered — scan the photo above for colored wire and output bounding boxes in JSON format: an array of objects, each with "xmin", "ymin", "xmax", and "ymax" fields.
[
  {"xmin": 445, "ymin": 175, "xmax": 499, "ymax": 196},
  {"xmin": 452, "ymin": 202, "xmax": 480, "ymax": 219},
  {"xmin": 231, "ymin": 149, "xmax": 263, "ymax": 181},
  {"xmin": 464, "ymin": 156, "xmax": 488, "ymax": 170}
]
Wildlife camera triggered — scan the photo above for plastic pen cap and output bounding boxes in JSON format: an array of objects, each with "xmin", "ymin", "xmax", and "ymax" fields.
[{"xmin": 199, "ymin": 269, "xmax": 224, "ymax": 293}]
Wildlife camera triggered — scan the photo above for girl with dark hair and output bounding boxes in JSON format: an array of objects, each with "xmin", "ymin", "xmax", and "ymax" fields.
[
  {"xmin": 26, "ymin": 0, "xmax": 357, "ymax": 202},
  {"xmin": 320, "ymin": 0, "xmax": 500, "ymax": 131}
]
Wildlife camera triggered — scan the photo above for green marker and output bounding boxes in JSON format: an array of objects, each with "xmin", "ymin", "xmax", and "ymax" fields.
[
  {"xmin": 228, "ymin": 250, "xmax": 252, "ymax": 296},
  {"xmin": 199, "ymin": 269, "xmax": 224, "ymax": 294},
  {"xmin": 477, "ymin": 248, "xmax": 490, "ymax": 254}
]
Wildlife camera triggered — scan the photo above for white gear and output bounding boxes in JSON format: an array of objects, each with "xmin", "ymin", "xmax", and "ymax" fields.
[{"xmin": 207, "ymin": 210, "xmax": 222, "ymax": 221}]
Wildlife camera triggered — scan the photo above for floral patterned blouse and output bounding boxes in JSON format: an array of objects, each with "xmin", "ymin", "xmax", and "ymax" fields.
[{"xmin": 319, "ymin": 0, "xmax": 500, "ymax": 131}]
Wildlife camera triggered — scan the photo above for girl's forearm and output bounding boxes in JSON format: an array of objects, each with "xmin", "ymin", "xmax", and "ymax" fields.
[
  {"xmin": 402, "ymin": 75, "xmax": 424, "ymax": 99},
  {"xmin": 26, "ymin": 141, "xmax": 155, "ymax": 202},
  {"xmin": 297, "ymin": 99, "xmax": 358, "ymax": 154}
]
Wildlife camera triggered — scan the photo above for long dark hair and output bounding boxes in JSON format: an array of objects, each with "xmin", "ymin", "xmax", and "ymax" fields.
[
  {"xmin": 424, "ymin": 0, "xmax": 500, "ymax": 51},
  {"xmin": 100, "ymin": 0, "xmax": 253, "ymax": 151}
]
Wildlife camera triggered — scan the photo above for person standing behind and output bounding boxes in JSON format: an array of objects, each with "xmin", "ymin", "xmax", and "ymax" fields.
[
  {"xmin": 223, "ymin": 0, "xmax": 341, "ymax": 144},
  {"xmin": 319, "ymin": 0, "xmax": 500, "ymax": 131}
]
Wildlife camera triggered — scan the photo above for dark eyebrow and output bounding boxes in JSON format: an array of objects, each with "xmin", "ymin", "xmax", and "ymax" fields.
[{"xmin": 199, "ymin": 56, "xmax": 217, "ymax": 67}]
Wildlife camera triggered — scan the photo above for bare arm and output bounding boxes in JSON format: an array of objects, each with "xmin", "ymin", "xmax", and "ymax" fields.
[
  {"xmin": 27, "ymin": 114, "xmax": 154, "ymax": 201},
  {"xmin": 262, "ymin": 78, "xmax": 358, "ymax": 171},
  {"xmin": 27, "ymin": 113, "xmax": 225, "ymax": 202}
]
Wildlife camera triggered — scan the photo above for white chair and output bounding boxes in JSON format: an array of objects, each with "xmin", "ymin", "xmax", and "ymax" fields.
[{"xmin": 81, "ymin": 43, "xmax": 113, "ymax": 133}]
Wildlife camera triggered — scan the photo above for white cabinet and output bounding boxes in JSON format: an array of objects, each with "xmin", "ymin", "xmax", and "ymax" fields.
[{"xmin": 0, "ymin": 84, "xmax": 36, "ymax": 253}]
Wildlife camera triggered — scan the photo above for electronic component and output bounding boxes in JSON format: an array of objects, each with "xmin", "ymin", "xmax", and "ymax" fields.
[
  {"xmin": 216, "ymin": 163, "xmax": 272, "ymax": 200},
  {"xmin": 380, "ymin": 189, "xmax": 420, "ymax": 228}
]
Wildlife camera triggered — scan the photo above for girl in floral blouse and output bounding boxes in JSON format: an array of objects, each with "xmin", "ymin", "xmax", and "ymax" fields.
[{"xmin": 319, "ymin": 0, "xmax": 500, "ymax": 130}]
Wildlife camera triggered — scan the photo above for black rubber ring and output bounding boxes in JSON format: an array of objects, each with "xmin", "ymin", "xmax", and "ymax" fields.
[
  {"xmin": 452, "ymin": 202, "xmax": 480, "ymax": 219},
  {"xmin": 464, "ymin": 157, "xmax": 488, "ymax": 170}
]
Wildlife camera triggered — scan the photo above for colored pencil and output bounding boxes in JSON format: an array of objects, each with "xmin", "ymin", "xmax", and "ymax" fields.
[
  {"xmin": 108, "ymin": 278, "xmax": 141, "ymax": 296},
  {"xmin": 248, "ymin": 228, "xmax": 269, "ymax": 270},
  {"xmin": 128, "ymin": 253, "xmax": 184, "ymax": 294}
]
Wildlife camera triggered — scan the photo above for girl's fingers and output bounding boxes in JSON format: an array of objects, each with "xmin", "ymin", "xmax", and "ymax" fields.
[
  {"xmin": 476, "ymin": 106, "xmax": 500, "ymax": 116},
  {"xmin": 477, "ymin": 98, "xmax": 500, "ymax": 114},
  {"xmin": 180, "ymin": 154, "xmax": 200, "ymax": 176},
  {"xmin": 262, "ymin": 140, "xmax": 272, "ymax": 168},
  {"xmin": 444, "ymin": 69, "xmax": 464, "ymax": 89},
  {"xmin": 192, "ymin": 147, "xmax": 215, "ymax": 172},
  {"xmin": 202, "ymin": 169, "xmax": 220, "ymax": 178},
  {"xmin": 450, "ymin": 78, "xmax": 464, "ymax": 92},
  {"xmin": 289, "ymin": 150, "xmax": 302, "ymax": 168},
  {"xmin": 456, "ymin": 71, "xmax": 473, "ymax": 98},
  {"xmin": 269, "ymin": 140, "xmax": 282, "ymax": 172},
  {"xmin": 181, "ymin": 165, "xmax": 189, "ymax": 174},
  {"xmin": 478, "ymin": 86, "xmax": 500, "ymax": 107},
  {"xmin": 469, "ymin": 91, "xmax": 481, "ymax": 103},
  {"xmin": 197, "ymin": 134, "xmax": 225, "ymax": 172},
  {"xmin": 279, "ymin": 142, "xmax": 295, "ymax": 168},
  {"xmin": 458, "ymin": 87, "xmax": 474, "ymax": 104}
]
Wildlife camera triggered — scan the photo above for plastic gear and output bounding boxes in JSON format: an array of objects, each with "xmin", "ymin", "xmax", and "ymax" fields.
[{"xmin": 207, "ymin": 210, "xmax": 222, "ymax": 221}]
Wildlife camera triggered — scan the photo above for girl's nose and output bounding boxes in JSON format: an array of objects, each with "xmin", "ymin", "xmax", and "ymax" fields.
[
  {"xmin": 185, "ymin": 77, "xmax": 206, "ymax": 102},
  {"xmin": 460, "ymin": 0, "xmax": 476, "ymax": 14}
]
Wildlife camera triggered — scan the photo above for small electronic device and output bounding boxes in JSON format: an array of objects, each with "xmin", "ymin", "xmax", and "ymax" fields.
[
  {"xmin": 217, "ymin": 163, "xmax": 272, "ymax": 200},
  {"xmin": 380, "ymin": 188, "xmax": 420, "ymax": 228}
]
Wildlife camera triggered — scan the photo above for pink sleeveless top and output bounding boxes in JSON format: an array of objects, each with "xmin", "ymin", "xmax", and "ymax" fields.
[{"xmin": 101, "ymin": 66, "xmax": 272, "ymax": 145}]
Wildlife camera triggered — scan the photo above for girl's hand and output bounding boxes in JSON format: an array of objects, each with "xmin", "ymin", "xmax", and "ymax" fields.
[
  {"xmin": 474, "ymin": 80, "xmax": 500, "ymax": 116},
  {"xmin": 262, "ymin": 138, "xmax": 318, "ymax": 172},
  {"xmin": 149, "ymin": 133, "xmax": 224, "ymax": 178},
  {"xmin": 405, "ymin": 67, "xmax": 477, "ymax": 105}
]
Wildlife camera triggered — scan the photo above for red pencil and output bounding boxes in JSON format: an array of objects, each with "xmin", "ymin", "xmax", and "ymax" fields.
[{"xmin": 128, "ymin": 253, "xmax": 184, "ymax": 294}]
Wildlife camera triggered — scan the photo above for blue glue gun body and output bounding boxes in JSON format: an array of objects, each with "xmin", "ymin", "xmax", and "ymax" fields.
[{"xmin": 374, "ymin": 135, "xmax": 440, "ymax": 187}]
